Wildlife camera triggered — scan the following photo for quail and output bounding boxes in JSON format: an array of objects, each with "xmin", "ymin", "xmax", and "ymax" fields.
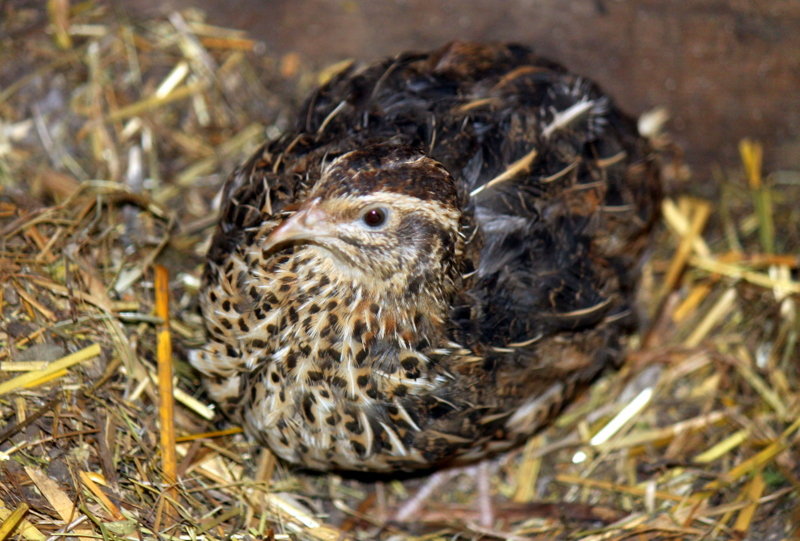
[{"xmin": 190, "ymin": 41, "xmax": 662, "ymax": 473}]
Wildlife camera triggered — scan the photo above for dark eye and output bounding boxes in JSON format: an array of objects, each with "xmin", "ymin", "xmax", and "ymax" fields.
[{"xmin": 361, "ymin": 207, "xmax": 388, "ymax": 228}]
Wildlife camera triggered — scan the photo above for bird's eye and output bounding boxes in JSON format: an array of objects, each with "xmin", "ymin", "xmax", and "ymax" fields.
[{"xmin": 360, "ymin": 207, "xmax": 388, "ymax": 228}]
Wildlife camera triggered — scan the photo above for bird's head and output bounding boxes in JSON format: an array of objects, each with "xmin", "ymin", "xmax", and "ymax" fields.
[{"xmin": 263, "ymin": 144, "xmax": 464, "ymax": 298}]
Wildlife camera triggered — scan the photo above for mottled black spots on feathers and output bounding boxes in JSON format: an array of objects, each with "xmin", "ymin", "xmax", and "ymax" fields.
[
  {"xmin": 301, "ymin": 394, "xmax": 316, "ymax": 423},
  {"xmin": 193, "ymin": 41, "xmax": 662, "ymax": 473}
]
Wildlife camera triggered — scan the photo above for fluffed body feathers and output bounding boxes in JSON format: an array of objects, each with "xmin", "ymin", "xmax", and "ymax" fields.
[{"xmin": 191, "ymin": 42, "xmax": 662, "ymax": 471}]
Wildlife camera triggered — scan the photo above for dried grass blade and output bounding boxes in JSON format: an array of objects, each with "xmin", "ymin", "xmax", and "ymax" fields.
[
  {"xmin": 597, "ymin": 410, "xmax": 728, "ymax": 452},
  {"xmin": 23, "ymin": 225, "xmax": 56, "ymax": 263},
  {"xmin": 263, "ymin": 493, "xmax": 351, "ymax": 540},
  {"xmin": 689, "ymin": 256, "xmax": 800, "ymax": 293},
  {"xmin": 146, "ymin": 369, "xmax": 215, "ymax": 420},
  {"xmin": 470, "ymin": 146, "xmax": 538, "ymax": 197},
  {"xmin": 555, "ymin": 474, "xmax": 693, "ymax": 503},
  {"xmin": 47, "ymin": 0, "xmax": 72, "ymax": 49},
  {"xmin": 24, "ymin": 467, "xmax": 94, "ymax": 539},
  {"xmin": 734, "ymin": 348, "xmax": 789, "ymax": 419},
  {"xmin": 156, "ymin": 61, "xmax": 190, "ymax": 98},
  {"xmin": 78, "ymin": 471, "xmax": 123, "ymax": 521},
  {"xmin": 512, "ymin": 435, "xmax": 544, "ymax": 502},
  {"xmin": 254, "ymin": 448, "xmax": 276, "ymax": 492},
  {"xmin": 13, "ymin": 283, "xmax": 56, "ymax": 321},
  {"xmin": 107, "ymin": 81, "xmax": 208, "ymax": 122}
]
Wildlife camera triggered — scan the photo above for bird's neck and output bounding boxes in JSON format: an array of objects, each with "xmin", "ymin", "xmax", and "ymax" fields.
[{"xmin": 287, "ymin": 246, "xmax": 452, "ymax": 350}]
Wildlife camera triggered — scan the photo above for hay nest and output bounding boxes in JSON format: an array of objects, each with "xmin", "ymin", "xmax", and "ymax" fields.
[{"xmin": 1, "ymin": 4, "xmax": 798, "ymax": 540}]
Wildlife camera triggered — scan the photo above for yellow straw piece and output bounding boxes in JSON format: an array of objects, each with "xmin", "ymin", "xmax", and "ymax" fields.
[
  {"xmin": 154, "ymin": 264, "xmax": 178, "ymax": 526},
  {"xmin": 694, "ymin": 429, "xmax": 750, "ymax": 464},
  {"xmin": 0, "ymin": 503, "xmax": 29, "ymax": 540},
  {"xmin": 672, "ymin": 282, "xmax": 713, "ymax": 323},
  {"xmin": 660, "ymin": 198, "xmax": 712, "ymax": 301},
  {"xmin": 690, "ymin": 256, "xmax": 800, "ymax": 293},
  {"xmin": 733, "ymin": 472, "xmax": 766, "ymax": 534},
  {"xmin": 175, "ymin": 427, "xmax": 243, "ymax": 443},
  {"xmin": 739, "ymin": 138, "xmax": 763, "ymax": 190},
  {"xmin": 0, "ymin": 503, "xmax": 45, "ymax": 541},
  {"xmin": 0, "ymin": 344, "xmax": 101, "ymax": 396},
  {"xmin": 512, "ymin": 435, "xmax": 544, "ymax": 502},
  {"xmin": 107, "ymin": 82, "xmax": 208, "ymax": 122},
  {"xmin": 0, "ymin": 362, "xmax": 49, "ymax": 371},
  {"xmin": 23, "ymin": 369, "xmax": 69, "ymax": 389},
  {"xmin": 705, "ymin": 416, "xmax": 800, "ymax": 491},
  {"xmin": 79, "ymin": 471, "xmax": 123, "ymax": 520},
  {"xmin": 555, "ymin": 474, "xmax": 695, "ymax": 504},
  {"xmin": 685, "ymin": 288, "xmax": 737, "ymax": 347}
]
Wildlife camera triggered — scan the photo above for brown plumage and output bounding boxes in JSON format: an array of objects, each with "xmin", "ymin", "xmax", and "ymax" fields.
[{"xmin": 190, "ymin": 41, "xmax": 662, "ymax": 472}]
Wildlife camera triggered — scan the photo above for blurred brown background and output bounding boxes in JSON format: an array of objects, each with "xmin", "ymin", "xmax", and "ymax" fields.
[{"xmin": 118, "ymin": 0, "xmax": 800, "ymax": 177}]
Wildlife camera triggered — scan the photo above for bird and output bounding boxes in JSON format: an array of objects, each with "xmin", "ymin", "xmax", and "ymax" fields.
[{"xmin": 190, "ymin": 41, "xmax": 662, "ymax": 474}]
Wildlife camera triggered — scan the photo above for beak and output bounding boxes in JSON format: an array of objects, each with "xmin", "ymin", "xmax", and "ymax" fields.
[{"xmin": 262, "ymin": 200, "xmax": 333, "ymax": 253}]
